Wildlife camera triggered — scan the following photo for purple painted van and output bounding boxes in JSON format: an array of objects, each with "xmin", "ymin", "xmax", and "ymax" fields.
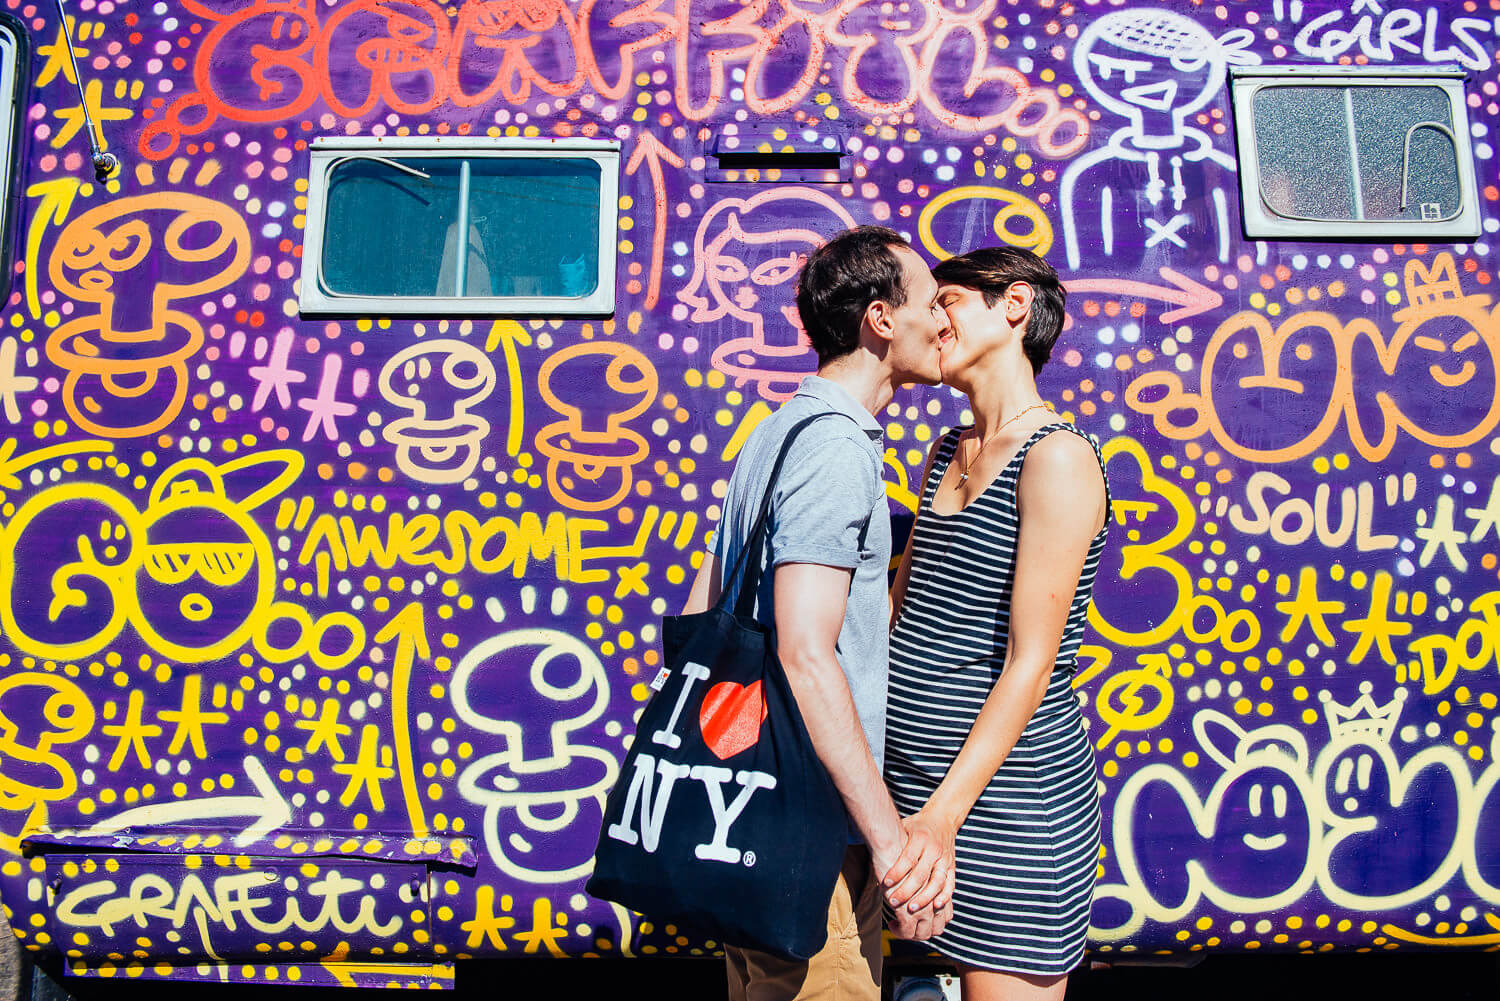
[{"xmin": 0, "ymin": 0, "xmax": 1496, "ymax": 987}]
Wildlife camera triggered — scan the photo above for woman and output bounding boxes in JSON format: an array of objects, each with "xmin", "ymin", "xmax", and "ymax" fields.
[{"xmin": 881, "ymin": 247, "xmax": 1110, "ymax": 1000}]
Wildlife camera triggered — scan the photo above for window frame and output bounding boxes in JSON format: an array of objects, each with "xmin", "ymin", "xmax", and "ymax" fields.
[
  {"xmin": 298, "ymin": 137, "xmax": 620, "ymax": 316},
  {"xmin": 1230, "ymin": 65, "xmax": 1481, "ymax": 241},
  {"xmin": 0, "ymin": 15, "xmax": 28, "ymax": 302}
]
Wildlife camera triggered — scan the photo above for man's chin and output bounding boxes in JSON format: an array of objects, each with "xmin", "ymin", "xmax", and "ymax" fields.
[{"xmin": 897, "ymin": 369, "xmax": 944, "ymax": 388}]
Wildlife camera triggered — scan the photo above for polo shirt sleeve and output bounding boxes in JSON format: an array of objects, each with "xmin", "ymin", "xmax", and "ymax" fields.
[{"xmin": 767, "ymin": 434, "xmax": 880, "ymax": 571}]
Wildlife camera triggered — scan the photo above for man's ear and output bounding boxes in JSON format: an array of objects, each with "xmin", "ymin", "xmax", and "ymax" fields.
[
  {"xmin": 1004, "ymin": 281, "xmax": 1035, "ymax": 327},
  {"xmin": 862, "ymin": 298, "xmax": 895, "ymax": 344}
]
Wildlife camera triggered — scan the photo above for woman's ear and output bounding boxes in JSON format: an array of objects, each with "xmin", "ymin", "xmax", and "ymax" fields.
[{"xmin": 1004, "ymin": 281, "xmax": 1035, "ymax": 327}]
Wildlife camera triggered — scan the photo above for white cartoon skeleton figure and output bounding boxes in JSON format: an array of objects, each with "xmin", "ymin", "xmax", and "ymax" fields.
[{"xmin": 1060, "ymin": 9, "xmax": 1243, "ymax": 272}]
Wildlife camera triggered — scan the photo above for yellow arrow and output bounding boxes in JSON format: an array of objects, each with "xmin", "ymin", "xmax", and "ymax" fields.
[
  {"xmin": 484, "ymin": 320, "xmax": 533, "ymax": 457},
  {"xmin": 24, "ymin": 178, "xmax": 81, "ymax": 319},
  {"xmin": 0, "ymin": 438, "xmax": 113, "ymax": 492},
  {"xmin": 374, "ymin": 602, "xmax": 432, "ymax": 840},
  {"xmin": 320, "ymin": 943, "xmax": 454, "ymax": 987}
]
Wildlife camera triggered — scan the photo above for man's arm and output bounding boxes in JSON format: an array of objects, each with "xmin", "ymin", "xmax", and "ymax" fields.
[
  {"xmin": 682, "ymin": 552, "xmax": 721, "ymax": 615},
  {"xmin": 773, "ymin": 562, "xmax": 903, "ymax": 868},
  {"xmin": 773, "ymin": 562, "xmax": 945, "ymax": 938}
]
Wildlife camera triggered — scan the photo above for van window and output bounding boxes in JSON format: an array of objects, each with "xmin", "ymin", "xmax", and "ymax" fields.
[
  {"xmin": 299, "ymin": 138, "xmax": 619, "ymax": 315},
  {"xmin": 0, "ymin": 16, "xmax": 27, "ymax": 297},
  {"xmin": 1230, "ymin": 67, "xmax": 1481, "ymax": 240}
]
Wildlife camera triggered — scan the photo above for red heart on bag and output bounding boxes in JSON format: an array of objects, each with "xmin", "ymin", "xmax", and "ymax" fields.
[{"xmin": 699, "ymin": 681, "xmax": 769, "ymax": 760}]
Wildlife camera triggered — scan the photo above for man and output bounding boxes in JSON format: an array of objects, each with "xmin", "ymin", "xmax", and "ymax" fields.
[{"xmin": 684, "ymin": 226, "xmax": 957, "ymax": 1000}]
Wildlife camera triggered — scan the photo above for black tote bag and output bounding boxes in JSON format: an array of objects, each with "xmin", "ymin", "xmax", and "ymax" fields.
[{"xmin": 588, "ymin": 413, "xmax": 851, "ymax": 960}]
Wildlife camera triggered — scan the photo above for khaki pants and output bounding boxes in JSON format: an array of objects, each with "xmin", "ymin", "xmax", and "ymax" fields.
[{"xmin": 724, "ymin": 846, "xmax": 882, "ymax": 1001}]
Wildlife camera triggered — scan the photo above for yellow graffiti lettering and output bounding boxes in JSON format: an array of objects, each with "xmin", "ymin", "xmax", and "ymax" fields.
[
  {"xmin": 460, "ymin": 886, "xmax": 515, "ymax": 951},
  {"xmin": 1094, "ymin": 653, "xmax": 1175, "ymax": 749},
  {"xmin": 159, "ymin": 675, "xmax": 229, "ymax": 759},
  {"xmin": 251, "ymin": 603, "xmax": 365, "ymax": 672},
  {"xmin": 297, "ymin": 509, "xmax": 575, "ymax": 580},
  {"xmin": 1410, "ymin": 592, "xmax": 1500, "ymax": 696},
  {"xmin": 1086, "ymin": 437, "xmax": 1194, "ymax": 647},
  {"xmin": 917, "ymin": 185, "xmax": 1054, "ymax": 261},
  {"xmin": 0, "ymin": 451, "xmax": 299, "ymax": 664}
]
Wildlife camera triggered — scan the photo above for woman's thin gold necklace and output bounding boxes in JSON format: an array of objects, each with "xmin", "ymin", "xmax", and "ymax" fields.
[{"xmin": 955, "ymin": 402, "xmax": 1052, "ymax": 487}]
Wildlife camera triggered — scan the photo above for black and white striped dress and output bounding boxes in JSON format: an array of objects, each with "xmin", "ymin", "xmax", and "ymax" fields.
[{"xmin": 885, "ymin": 422, "xmax": 1109, "ymax": 976}]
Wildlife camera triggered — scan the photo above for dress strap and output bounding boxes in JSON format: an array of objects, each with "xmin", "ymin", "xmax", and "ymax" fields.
[{"xmin": 920, "ymin": 427, "xmax": 965, "ymax": 507}]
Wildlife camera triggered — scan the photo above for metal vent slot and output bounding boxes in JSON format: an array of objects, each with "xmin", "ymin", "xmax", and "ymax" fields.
[{"xmin": 711, "ymin": 150, "xmax": 845, "ymax": 171}]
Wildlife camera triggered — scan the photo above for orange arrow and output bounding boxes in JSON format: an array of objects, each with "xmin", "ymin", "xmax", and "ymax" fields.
[
  {"xmin": 1065, "ymin": 267, "xmax": 1223, "ymax": 324},
  {"xmin": 625, "ymin": 131, "xmax": 685, "ymax": 310}
]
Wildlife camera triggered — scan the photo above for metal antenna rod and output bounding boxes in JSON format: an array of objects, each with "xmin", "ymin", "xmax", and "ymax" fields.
[{"xmin": 54, "ymin": 0, "xmax": 119, "ymax": 182}]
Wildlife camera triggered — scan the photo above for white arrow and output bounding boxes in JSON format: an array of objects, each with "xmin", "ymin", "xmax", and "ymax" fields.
[{"xmin": 82, "ymin": 755, "xmax": 291, "ymax": 847}]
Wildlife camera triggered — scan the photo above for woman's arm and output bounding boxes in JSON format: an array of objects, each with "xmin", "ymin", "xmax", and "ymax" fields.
[
  {"xmin": 883, "ymin": 430, "xmax": 1106, "ymax": 909},
  {"xmin": 888, "ymin": 434, "xmax": 945, "ymax": 630}
]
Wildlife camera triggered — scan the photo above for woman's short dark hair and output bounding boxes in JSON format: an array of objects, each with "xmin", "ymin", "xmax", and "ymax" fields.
[
  {"xmin": 931, "ymin": 247, "xmax": 1066, "ymax": 375},
  {"xmin": 796, "ymin": 226, "xmax": 911, "ymax": 365}
]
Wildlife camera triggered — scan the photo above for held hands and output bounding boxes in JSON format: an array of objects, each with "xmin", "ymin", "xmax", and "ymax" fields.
[{"xmin": 879, "ymin": 810, "xmax": 958, "ymax": 941}]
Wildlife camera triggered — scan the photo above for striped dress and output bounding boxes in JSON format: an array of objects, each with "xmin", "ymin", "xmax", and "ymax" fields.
[{"xmin": 885, "ymin": 422, "xmax": 1109, "ymax": 976}]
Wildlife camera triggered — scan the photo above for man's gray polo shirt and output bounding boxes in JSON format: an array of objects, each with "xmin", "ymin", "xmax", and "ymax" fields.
[{"xmin": 712, "ymin": 375, "xmax": 892, "ymax": 771}]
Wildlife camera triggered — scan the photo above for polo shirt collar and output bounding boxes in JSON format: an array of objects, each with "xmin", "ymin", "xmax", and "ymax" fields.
[{"xmin": 795, "ymin": 375, "xmax": 883, "ymax": 442}]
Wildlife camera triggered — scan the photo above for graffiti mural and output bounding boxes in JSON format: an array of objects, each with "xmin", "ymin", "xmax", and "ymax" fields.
[{"xmin": 0, "ymin": 0, "xmax": 1495, "ymax": 986}]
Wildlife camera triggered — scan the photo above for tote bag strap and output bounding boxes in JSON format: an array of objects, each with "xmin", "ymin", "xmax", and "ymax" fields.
[{"xmin": 718, "ymin": 411, "xmax": 862, "ymax": 619}]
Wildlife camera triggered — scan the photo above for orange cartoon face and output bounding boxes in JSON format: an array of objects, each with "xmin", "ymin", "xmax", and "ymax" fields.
[
  {"xmin": 534, "ymin": 342, "xmax": 657, "ymax": 512},
  {"xmin": 1376, "ymin": 255, "xmax": 1500, "ymax": 447},
  {"xmin": 50, "ymin": 194, "xmax": 251, "ymax": 340},
  {"xmin": 1404, "ymin": 312, "xmax": 1487, "ymax": 390}
]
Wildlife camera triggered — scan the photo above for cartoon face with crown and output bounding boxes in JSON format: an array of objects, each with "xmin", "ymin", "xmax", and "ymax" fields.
[
  {"xmin": 1372, "ymin": 253, "xmax": 1500, "ymax": 449},
  {"xmin": 1312, "ymin": 684, "xmax": 1467, "ymax": 908}
]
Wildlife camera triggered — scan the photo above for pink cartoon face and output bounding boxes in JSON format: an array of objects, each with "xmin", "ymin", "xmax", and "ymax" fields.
[
  {"xmin": 678, "ymin": 190, "xmax": 855, "ymax": 402},
  {"xmin": 703, "ymin": 226, "xmax": 820, "ymax": 402}
]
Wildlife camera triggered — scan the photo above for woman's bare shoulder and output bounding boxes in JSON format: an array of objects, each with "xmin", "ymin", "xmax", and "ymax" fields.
[{"xmin": 1019, "ymin": 428, "xmax": 1105, "ymax": 500}]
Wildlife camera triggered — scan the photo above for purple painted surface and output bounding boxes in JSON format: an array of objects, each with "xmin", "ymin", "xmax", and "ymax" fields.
[{"xmin": 0, "ymin": 0, "xmax": 1495, "ymax": 984}]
